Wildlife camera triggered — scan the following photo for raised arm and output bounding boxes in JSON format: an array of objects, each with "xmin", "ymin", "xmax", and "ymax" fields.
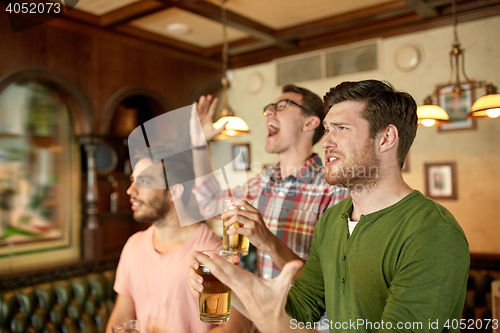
[{"xmin": 190, "ymin": 95, "xmax": 226, "ymax": 186}]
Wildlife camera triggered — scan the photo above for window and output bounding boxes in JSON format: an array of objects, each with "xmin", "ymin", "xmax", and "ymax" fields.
[{"xmin": 0, "ymin": 80, "xmax": 77, "ymax": 271}]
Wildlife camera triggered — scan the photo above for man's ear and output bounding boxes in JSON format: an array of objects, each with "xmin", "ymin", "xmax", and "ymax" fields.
[
  {"xmin": 302, "ymin": 116, "xmax": 320, "ymax": 133},
  {"xmin": 378, "ymin": 124, "xmax": 399, "ymax": 153},
  {"xmin": 169, "ymin": 184, "xmax": 185, "ymax": 201}
]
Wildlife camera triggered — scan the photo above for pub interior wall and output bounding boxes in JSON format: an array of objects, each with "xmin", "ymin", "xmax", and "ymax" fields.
[
  {"xmin": 0, "ymin": 16, "xmax": 220, "ymax": 271},
  {"xmin": 225, "ymin": 15, "xmax": 500, "ymax": 254}
]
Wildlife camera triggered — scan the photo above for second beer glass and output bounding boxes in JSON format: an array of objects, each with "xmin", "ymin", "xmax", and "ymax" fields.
[
  {"xmin": 222, "ymin": 200, "xmax": 249, "ymax": 256},
  {"xmin": 198, "ymin": 250, "xmax": 234, "ymax": 323}
]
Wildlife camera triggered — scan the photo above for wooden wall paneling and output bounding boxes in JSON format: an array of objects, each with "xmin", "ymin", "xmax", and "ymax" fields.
[{"xmin": 0, "ymin": 16, "xmax": 220, "ymax": 264}]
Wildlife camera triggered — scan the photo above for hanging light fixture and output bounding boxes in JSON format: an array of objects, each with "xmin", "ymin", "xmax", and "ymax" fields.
[
  {"xmin": 417, "ymin": 0, "xmax": 467, "ymax": 127},
  {"xmin": 213, "ymin": 0, "xmax": 249, "ymax": 140},
  {"xmin": 418, "ymin": 0, "xmax": 499, "ymax": 125},
  {"xmin": 417, "ymin": 96, "xmax": 450, "ymax": 127},
  {"xmin": 447, "ymin": 0, "xmax": 472, "ymax": 99}
]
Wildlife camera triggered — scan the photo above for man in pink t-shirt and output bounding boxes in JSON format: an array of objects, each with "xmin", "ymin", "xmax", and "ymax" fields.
[{"xmin": 106, "ymin": 148, "xmax": 251, "ymax": 333}]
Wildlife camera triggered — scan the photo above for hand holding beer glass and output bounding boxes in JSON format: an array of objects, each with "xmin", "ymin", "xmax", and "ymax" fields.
[
  {"xmin": 222, "ymin": 199, "xmax": 250, "ymax": 256},
  {"xmin": 198, "ymin": 250, "xmax": 235, "ymax": 323}
]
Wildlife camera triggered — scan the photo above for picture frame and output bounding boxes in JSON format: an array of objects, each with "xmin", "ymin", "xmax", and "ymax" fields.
[
  {"xmin": 424, "ymin": 162, "xmax": 457, "ymax": 200},
  {"xmin": 233, "ymin": 143, "xmax": 251, "ymax": 171},
  {"xmin": 437, "ymin": 82, "xmax": 476, "ymax": 132}
]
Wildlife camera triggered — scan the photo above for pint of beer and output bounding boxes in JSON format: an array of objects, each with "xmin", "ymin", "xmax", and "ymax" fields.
[
  {"xmin": 223, "ymin": 200, "xmax": 250, "ymax": 256},
  {"xmin": 112, "ymin": 319, "xmax": 140, "ymax": 333},
  {"xmin": 198, "ymin": 250, "xmax": 234, "ymax": 323}
]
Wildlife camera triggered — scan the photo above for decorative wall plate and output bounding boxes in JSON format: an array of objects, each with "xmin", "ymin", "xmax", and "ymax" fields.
[
  {"xmin": 394, "ymin": 43, "xmax": 422, "ymax": 72},
  {"xmin": 95, "ymin": 142, "xmax": 118, "ymax": 174},
  {"xmin": 246, "ymin": 71, "xmax": 264, "ymax": 94}
]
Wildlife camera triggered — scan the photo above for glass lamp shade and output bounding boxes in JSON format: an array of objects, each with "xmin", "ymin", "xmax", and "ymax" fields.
[
  {"xmin": 213, "ymin": 115, "xmax": 250, "ymax": 140},
  {"xmin": 416, "ymin": 105, "xmax": 451, "ymax": 127},
  {"xmin": 469, "ymin": 94, "xmax": 500, "ymax": 118}
]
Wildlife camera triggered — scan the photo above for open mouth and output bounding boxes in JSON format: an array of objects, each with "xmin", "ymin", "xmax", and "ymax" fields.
[
  {"xmin": 131, "ymin": 200, "xmax": 143, "ymax": 210},
  {"xmin": 267, "ymin": 121, "xmax": 280, "ymax": 137},
  {"xmin": 325, "ymin": 154, "xmax": 340, "ymax": 166}
]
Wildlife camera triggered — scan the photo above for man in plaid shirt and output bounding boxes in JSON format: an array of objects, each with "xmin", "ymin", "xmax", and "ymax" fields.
[{"xmin": 191, "ymin": 85, "xmax": 349, "ymax": 278}]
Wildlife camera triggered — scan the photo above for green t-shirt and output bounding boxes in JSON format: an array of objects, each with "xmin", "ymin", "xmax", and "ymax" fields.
[{"xmin": 286, "ymin": 191, "xmax": 469, "ymax": 332}]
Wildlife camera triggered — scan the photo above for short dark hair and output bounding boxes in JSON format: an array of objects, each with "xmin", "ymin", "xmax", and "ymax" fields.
[
  {"xmin": 323, "ymin": 80, "xmax": 418, "ymax": 168},
  {"xmin": 134, "ymin": 146, "xmax": 195, "ymax": 206},
  {"xmin": 282, "ymin": 84, "xmax": 325, "ymax": 145}
]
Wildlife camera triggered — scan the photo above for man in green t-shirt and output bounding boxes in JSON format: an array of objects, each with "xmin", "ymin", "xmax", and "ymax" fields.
[{"xmin": 189, "ymin": 80, "xmax": 470, "ymax": 332}]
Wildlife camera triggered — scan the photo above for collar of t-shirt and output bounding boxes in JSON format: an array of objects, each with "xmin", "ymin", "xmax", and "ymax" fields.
[{"xmin": 348, "ymin": 217, "xmax": 358, "ymax": 236}]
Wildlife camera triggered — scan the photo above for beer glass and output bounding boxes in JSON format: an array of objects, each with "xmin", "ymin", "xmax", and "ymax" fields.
[
  {"xmin": 223, "ymin": 200, "xmax": 250, "ymax": 255},
  {"xmin": 198, "ymin": 250, "xmax": 234, "ymax": 323},
  {"xmin": 123, "ymin": 319, "xmax": 140, "ymax": 332},
  {"xmin": 112, "ymin": 319, "xmax": 140, "ymax": 333},
  {"xmin": 111, "ymin": 324, "xmax": 124, "ymax": 333}
]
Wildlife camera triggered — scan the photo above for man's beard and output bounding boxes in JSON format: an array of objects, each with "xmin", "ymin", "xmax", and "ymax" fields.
[
  {"xmin": 133, "ymin": 193, "xmax": 169, "ymax": 224},
  {"xmin": 325, "ymin": 139, "xmax": 380, "ymax": 193}
]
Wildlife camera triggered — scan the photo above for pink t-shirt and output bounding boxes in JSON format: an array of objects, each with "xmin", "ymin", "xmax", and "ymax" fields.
[{"xmin": 114, "ymin": 223, "xmax": 222, "ymax": 333}]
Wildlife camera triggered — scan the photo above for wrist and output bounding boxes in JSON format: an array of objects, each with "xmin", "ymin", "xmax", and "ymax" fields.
[
  {"xmin": 259, "ymin": 312, "xmax": 293, "ymax": 333},
  {"xmin": 277, "ymin": 313, "xmax": 294, "ymax": 333},
  {"xmin": 262, "ymin": 234, "xmax": 279, "ymax": 257}
]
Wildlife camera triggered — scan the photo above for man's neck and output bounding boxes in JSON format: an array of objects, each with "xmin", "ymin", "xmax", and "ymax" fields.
[
  {"xmin": 277, "ymin": 145, "xmax": 313, "ymax": 179},
  {"xmin": 152, "ymin": 209, "xmax": 200, "ymax": 254},
  {"xmin": 350, "ymin": 172, "xmax": 413, "ymax": 221}
]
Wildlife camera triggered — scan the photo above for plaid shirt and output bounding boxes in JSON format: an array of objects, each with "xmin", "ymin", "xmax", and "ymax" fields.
[{"xmin": 192, "ymin": 154, "xmax": 350, "ymax": 279}]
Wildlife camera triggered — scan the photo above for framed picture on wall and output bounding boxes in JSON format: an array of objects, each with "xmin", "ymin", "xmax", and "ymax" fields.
[
  {"xmin": 437, "ymin": 82, "xmax": 476, "ymax": 132},
  {"xmin": 424, "ymin": 162, "xmax": 457, "ymax": 200},
  {"xmin": 233, "ymin": 143, "xmax": 251, "ymax": 171}
]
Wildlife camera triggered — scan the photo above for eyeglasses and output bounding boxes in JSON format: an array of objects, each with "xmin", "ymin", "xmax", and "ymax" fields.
[{"xmin": 263, "ymin": 99, "xmax": 313, "ymax": 116}]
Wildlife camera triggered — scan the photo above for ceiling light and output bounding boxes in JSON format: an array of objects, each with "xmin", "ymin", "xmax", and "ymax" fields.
[
  {"xmin": 469, "ymin": 83, "xmax": 500, "ymax": 119},
  {"xmin": 417, "ymin": 96, "xmax": 450, "ymax": 127},
  {"xmin": 166, "ymin": 23, "xmax": 191, "ymax": 35},
  {"xmin": 213, "ymin": 115, "xmax": 249, "ymax": 139}
]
